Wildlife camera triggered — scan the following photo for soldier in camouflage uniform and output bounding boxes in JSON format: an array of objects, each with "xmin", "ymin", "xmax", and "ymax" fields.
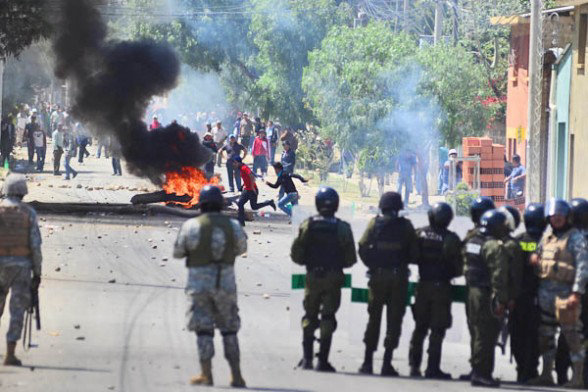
[
  {"xmin": 291, "ymin": 186, "xmax": 357, "ymax": 372},
  {"xmin": 463, "ymin": 209, "xmax": 509, "ymax": 387},
  {"xmin": 0, "ymin": 173, "xmax": 42, "ymax": 366},
  {"xmin": 173, "ymin": 185, "xmax": 248, "ymax": 387},
  {"xmin": 408, "ymin": 202, "xmax": 462, "ymax": 379},
  {"xmin": 459, "ymin": 196, "xmax": 495, "ymax": 381},
  {"xmin": 528, "ymin": 199, "xmax": 588, "ymax": 388},
  {"xmin": 357, "ymin": 192, "xmax": 419, "ymax": 377},
  {"xmin": 510, "ymin": 203, "xmax": 546, "ymax": 383}
]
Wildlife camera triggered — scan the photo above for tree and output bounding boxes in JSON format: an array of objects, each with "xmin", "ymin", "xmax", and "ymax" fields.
[{"xmin": 0, "ymin": 0, "xmax": 51, "ymax": 60}]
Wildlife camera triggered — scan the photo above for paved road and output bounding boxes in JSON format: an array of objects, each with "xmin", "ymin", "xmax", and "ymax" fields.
[{"xmin": 0, "ymin": 151, "xmax": 550, "ymax": 391}]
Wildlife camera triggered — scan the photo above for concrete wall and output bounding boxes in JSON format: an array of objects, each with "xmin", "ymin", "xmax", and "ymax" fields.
[{"xmin": 570, "ymin": 4, "xmax": 588, "ymax": 197}]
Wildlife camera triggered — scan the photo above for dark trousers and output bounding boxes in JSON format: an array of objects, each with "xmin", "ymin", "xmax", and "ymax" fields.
[
  {"xmin": 27, "ymin": 141, "xmax": 35, "ymax": 164},
  {"xmin": 226, "ymin": 164, "xmax": 242, "ymax": 192},
  {"xmin": 53, "ymin": 148, "xmax": 63, "ymax": 174},
  {"xmin": 237, "ymin": 190, "xmax": 272, "ymax": 225},
  {"xmin": 509, "ymin": 293, "xmax": 540, "ymax": 383},
  {"xmin": 35, "ymin": 147, "xmax": 46, "ymax": 172},
  {"xmin": 468, "ymin": 287, "xmax": 500, "ymax": 378},
  {"xmin": 78, "ymin": 142, "xmax": 89, "ymax": 163},
  {"xmin": 112, "ymin": 158, "xmax": 122, "ymax": 175}
]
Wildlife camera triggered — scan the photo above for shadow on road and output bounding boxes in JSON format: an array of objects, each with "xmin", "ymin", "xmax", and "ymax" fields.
[{"xmin": 25, "ymin": 364, "xmax": 110, "ymax": 373}]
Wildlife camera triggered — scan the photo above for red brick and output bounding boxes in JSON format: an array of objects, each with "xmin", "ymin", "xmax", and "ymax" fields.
[
  {"xmin": 480, "ymin": 137, "xmax": 493, "ymax": 147},
  {"xmin": 492, "ymin": 160, "xmax": 504, "ymax": 169},
  {"xmin": 463, "ymin": 137, "xmax": 481, "ymax": 147}
]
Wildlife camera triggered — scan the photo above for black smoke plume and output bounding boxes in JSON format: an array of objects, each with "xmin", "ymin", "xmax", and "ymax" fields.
[{"xmin": 52, "ymin": 0, "xmax": 210, "ymax": 184}]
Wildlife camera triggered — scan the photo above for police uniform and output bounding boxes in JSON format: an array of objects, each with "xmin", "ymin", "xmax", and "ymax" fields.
[
  {"xmin": 408, "ymin": 225, "xmax": 462, "ymax": 377},
  {"xmin": 464, "ymin": 228, "xmax": 508, "ymax": 384},
  {"xmin": 173, "ymin": 211, "xmax": 248, "ymax": 387},
  {"xmin": 291, "ymin": 214, "xmax": 356, "ymax": 371},
  {"xmin": 533, "ymin": 227, "xmax": 588, "ymax": 386},
  {"xmin": 0, "ymin": 175, "xmax": 42, "ymax": 366},
  {"xmin": 358, "ymin": 213, "xmax": 418, "ymax": 375}
]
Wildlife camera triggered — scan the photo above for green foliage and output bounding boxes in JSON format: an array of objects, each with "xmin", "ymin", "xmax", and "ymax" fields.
[
  {"xmin": 296, "ymin": 127, "xmax": 334, "ymax": 181},
  {"xmin": 0, "ymin": 0, "xmax": 50, "ymax": 60},
  {"xmin": 445, "ymin": 182, "xmax": 479, "ymax": 216}
]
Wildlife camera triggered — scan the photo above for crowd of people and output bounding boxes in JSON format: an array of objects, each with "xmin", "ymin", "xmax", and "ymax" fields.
[{"xmin": 0, "ymin": 103, "xmax": 124, "ymax": 178}]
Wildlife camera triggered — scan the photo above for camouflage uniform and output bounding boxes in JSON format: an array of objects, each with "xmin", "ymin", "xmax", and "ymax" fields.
[
  {"xmin": 173, "ymin": 213, "xmax": 247, "ymax": 365},
  {"xmin": 463, "ymin": 233, "xmax": 509, "ymax": 380},
  {"xmin": 535, "ymin": 228, "xmax": 588, "ymax": 380},
  {"xmin": 0, "ymin": 198, "xmax": 42, "ymax": 344},
  {"xmin": 408, "ymin": 225, "xmax": 462, "ymax": 375},
  {"xmin": 291, "ymin": 215, "xmax": 356, "ymax": 368},
  {"xmin": 358, "ymin": 214, "xmax": 418, "ymax": 372}
]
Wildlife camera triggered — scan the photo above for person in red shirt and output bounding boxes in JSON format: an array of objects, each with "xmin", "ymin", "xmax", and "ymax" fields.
[
  {"xmin": 252, "ymin": 129, "xmax": 270, "ymax": 179},
  {"xmin": 232, "ymin": 157, "xmax": 276, "ymax": 226},
  {"xmin": 150, "ymin": 115, "xmax": 162, "ymax": 131}
]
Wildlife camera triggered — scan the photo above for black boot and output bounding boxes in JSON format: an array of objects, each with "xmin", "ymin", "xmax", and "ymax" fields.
[
  {"xmin": 299, "ymin": 336, "xmax": 314, "ymax": 370},
  {"xmin": 315, "ymin": 336, "xmax": 336, "ymax": 372},
  {"xmin": 424, "ymin": 338, "xmax": 451, "ymax": 380},
  {"xmin": 381, "ymin": 348, "xmax": 399, "ymax": 377},
  {"xmin": 471, "ymin": 372, "xmax": 500, "ymax": 388},
  {"xmin": 358, "ymin": 349, "xmax": 373, "ymax": 374}
]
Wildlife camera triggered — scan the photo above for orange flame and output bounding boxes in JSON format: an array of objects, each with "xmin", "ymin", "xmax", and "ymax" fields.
[{"xmin": 163, "ymin": 167, "xmax": 221, "ymax": 208}]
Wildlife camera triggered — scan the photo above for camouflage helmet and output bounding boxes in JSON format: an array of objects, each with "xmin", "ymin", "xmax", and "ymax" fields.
[{"xmin": 2, "ymin": 173, "xmax": 28, "ymax": 197}]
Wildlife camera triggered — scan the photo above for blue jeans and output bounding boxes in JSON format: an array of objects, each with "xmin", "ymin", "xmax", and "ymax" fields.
[
  {"xmin": 278, "ymin": 192, "xmax": 298, "ymax": 217},
  {"xmin": 35, "ymin": 147, "xmax": 46, "ymax": 172},
  {"xmin": 112, "ymin": 157, "xmax": 122, "ymax": 175},
  {"xmin": 64, "ymin": 155, "xmax": 77, "ymax": 179},
  {"xmin": 397, "ymin": 174, "xmax": 412, "ymax": 204},
  {"xmin": 269, "ymin": 143, "xmax": 277, "ymax": 164},
  {"xmin": 226, "ymin": 164, "xmax": 242, "ymax": 192}
]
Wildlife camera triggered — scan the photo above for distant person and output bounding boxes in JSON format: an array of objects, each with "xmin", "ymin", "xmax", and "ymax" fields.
[
  {"xmin": 265, "ymin": 162, "xmax": 308, "ymax": 217},
  {"xmin": 252, "ymin": 130, "xmax": 270, "ymax": 178},
  {"xmin": 16, "ymin": 109, "xmax": 28, "ymax": 147},
  {"xmin": 213, "ymin": 121, "xmax": 227, "ymax": 167},
  {"xmin": 441, "ymin": 149, "xmax": 462, "ymax": 195},
  {"xmin": 254, "ymin": 117, "xmax": 263, "ymax": 135},
  {"xmin": 218, "ymin": 135, "xmax": 246, "ymax": 193},
  {"xmin": 52, "ymin": 124, "xmax": 65, "ymax": 175},
  {"xmin": 280, "ymin": 127, "xmax": 298, "ymax": 152},
  {"xmin": 505, "ymin": 154, "xmax": 525, "ymax": 199},
  {"xmin": 110, "ymin": 139, "xmax": 122, "ymax": 176},
  {"xmin": 281, "ymin": 140, "xmax": 296, "ymax": 174},
  {"xmin": 63, "ymin": 131, "xmax": 78, "ymax": 180},
  {"xmin": 96, "ymin": 136, "xmax": 110, "ymax": 159},
  {"xmin": 239, "ymin": 113, "xmax": 254, "ymax": 151},
  {"xmin": 150, "ymin": 115, "xmax": 162, "ymax": 131},
  {"xmin": 32, "ymin": 124, "xmax": 46, "ymax": 172},
  {"xmin": 397, "ymin": 150, "xmax": 417, "ymax": 205},
  {"xmin": 24, "ymin": 115, "xmax": 40, "ymax": 165},
  {"xmin": 232, "ymin": 157, "xmax": 276, "ymax": 226},
  {"xmin": 202, "ymin": 133, "xmax": 218, "ymax": 181},
  {"xmin": 75, "ymin": 123, "xmax": 91, "ymax": 164},
  {"xmin": 0, "ymin": 114, "xmax": 15, "ymax": 168}
]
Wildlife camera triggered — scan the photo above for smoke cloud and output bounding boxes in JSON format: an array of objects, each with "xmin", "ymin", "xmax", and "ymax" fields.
[{"xmin": 52, "ymin": 0, "xmax": 211, "ymax": 184}]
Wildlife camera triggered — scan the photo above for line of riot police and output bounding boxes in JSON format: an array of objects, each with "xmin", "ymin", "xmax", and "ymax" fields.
[{"xmin": 291, "ymin": 186, "xmax": 588, "ymax": 389}]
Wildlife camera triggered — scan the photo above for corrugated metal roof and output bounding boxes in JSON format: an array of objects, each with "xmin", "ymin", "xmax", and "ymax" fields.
[{"xmin": 491, "ymin": 6, "xmax": 574, "ymax": 25}]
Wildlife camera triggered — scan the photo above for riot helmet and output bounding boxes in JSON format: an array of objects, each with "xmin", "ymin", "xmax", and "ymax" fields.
[
  {"xmin": 198, "ymin": 185, "xmax": 224, "ymax": 212},
  {"xmin": 480, "ymin": 209, "xmax": 509, "ymax": 238},
  {"xmin": 523, "ymin": 203, "xmax": 547, "ymax": 237},
  {"xmin": 571, "ymin": 198, "xmax": 588, "ymax": 230},
  {"xmin": 428, "ymin": 202, "xmax": 453, "ymax": 229},
  {"xmin": 315, "ymin": 186, "xmax": 339, "ymax": 216},
  {"xmin": 470, "ymin": 197, "xmax": 495, "ymax": 226}
]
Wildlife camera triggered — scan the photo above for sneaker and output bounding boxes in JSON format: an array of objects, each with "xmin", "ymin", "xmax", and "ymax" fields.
[{"xmin": 72, "ymin": 172, "xmax": 78, "ymax": 179}]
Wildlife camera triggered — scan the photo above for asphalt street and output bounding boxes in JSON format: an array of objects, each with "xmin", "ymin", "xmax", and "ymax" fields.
[{"xmin": 0, "ymin": 152, "xmax": 559, "ymax": 391}]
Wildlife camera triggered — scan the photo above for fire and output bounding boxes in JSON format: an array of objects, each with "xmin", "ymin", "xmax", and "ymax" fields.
[{"xmin": 163, "ymin": 167, "xmax": 221, "ymax": 208}]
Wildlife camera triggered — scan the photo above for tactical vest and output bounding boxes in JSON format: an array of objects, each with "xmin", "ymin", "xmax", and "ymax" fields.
[
  {"xmin": 364, "ymin": 216, "xmax": 411, "ymax": 269},
  {"xmin": 417, "ymin": 227, "xmax": 449, "ymax": 282},
  {"xmin": 186, "ymin": 214, "xmax": 236, "ymax": 267},
  {"xmin": 539, "ymin": 230, "xmax": 576, "ymax": 284},
  {"xmin": 304, "ymin": 217, "xmax": 343, "ymax": 270},
  {"xmin": 0, "ymin": 205, "xmax": 32, "ymax": 257},
  {"xmin": 517, "ymin": 232, "xmax": 540, "ymax": 294},
  {"xmin": 464, "ymin": 232, "xmax": 491, "ymax": 288}
]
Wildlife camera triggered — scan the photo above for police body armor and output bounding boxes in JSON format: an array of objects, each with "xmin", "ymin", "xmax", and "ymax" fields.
[
  {"xmin": 517, "ymin": 232, "xmax": 540, "ymax": 296},
  {"xmin": 304, "ymin": 217, "xmax": 343, "ymax": 271},
  {"xmin": 418, "ymin": 226, "xmax": 451, "ymax": 282},
  {"xmin": 464, "ymin": 232, "xmax": 491, "ymax": 288},
  {"xmin": 186, "ymin": 213, "xmax": 236, "ymax": 267},
  {"xmin": 363, "ymin": 216, "xmax": 410, "ymax": 270},
  {"xmin": 539, "ymin": 229, "xmax": 577, "ymax": 284},
  {"xmin": 0, "ymin": 205, "xmax": 31, "ymax": 257}
]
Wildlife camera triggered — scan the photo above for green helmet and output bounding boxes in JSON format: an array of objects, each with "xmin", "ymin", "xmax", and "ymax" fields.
[{"xmin": 2, "ymin": 173, "xmax": 28, "ymax": 198}]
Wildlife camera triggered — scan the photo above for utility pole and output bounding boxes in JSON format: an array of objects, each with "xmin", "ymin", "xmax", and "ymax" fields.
[
  {"xmin": 526, "ymin": 0, "xmax": 543, "ymax": 203},
  {"xmin": 403, "ymin": 0, "xmax": 410, "ymax": 33},
  {"xmin": 434, "ymin": 0, "xmax": 444, "ymax": 45},
  {"xmin": 0, "ymin": 60, "xmax": 4, "ymax": 123},
  {"xmin": 452, "ymin": 0, "xmax": 459, "ymax": 46}
]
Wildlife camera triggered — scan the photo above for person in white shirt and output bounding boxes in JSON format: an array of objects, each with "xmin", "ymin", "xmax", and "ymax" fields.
[
  {"xmin": 213, "ymin": 121, "xmax": 228, "ymax": 167},
  {"xmin": 52, "ymin": 125, "xmax": 65, "ymax": 175},
  {"xmin": 32, "ymin": 127, "xmax": 46, "ymax": 172}
]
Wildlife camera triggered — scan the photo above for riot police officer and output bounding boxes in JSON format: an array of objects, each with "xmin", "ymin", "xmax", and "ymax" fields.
[
  {"xmin": 291, "ymin": 186, "xmax": 357, "ymax": 372},
  {"xmin": 173, "ymin": 185, "xmax": 248, "ymax": 387},
  {"xmin": 357, "ymin": 192, "xmax": 418, "ymax": 376},
  {"xmin": 0, "ymin": 173, "xmax": 42, "ymax": 366},
  {"xmin": 529, "ymin": 199, "xmax": 588, "ymax": 388},
  {"xmin": 509, "ymin": 203, "xmax": 546, "ymax": 383},
  {"xmin": 464, "ymin": 209, "xmax": 509, "ymax": 387},
  {"xmin": 460, "ymin": 196, "xmax": 496, "ymax": 381},
  {"xmin": 408, "ymin": 202, "xmax": 462, "ymax": 379}
]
